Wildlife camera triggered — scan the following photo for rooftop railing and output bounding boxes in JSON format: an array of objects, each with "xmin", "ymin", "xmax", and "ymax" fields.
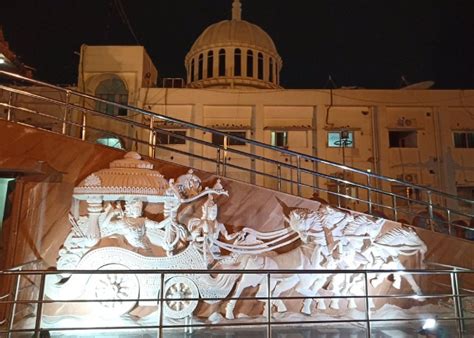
[{"xmin": 0, "ymin": 70, "xmax": 472, "ymax": 239}]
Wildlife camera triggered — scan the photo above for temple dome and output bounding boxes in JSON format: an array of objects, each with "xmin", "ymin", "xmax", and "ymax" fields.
[
  {"xmin": 189, "ymin": 19, "xmax": 278, "ymax": 57},
  {"xmin": 185, "ymin": 0, "xmax": 282, "ymax": 89}
]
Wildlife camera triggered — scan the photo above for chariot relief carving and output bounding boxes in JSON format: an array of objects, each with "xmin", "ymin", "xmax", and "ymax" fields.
[{"xmin": 46, "ymin": 151, "xmax": 428, "ymax": 323}]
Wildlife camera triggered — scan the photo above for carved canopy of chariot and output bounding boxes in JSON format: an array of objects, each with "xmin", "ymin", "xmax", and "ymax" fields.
[{"xmin": 73, "ymin": 151, "xmax": 173, "ymax": 203}]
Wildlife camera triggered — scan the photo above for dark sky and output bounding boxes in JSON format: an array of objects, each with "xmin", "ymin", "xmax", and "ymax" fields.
[{"xmin": 1, "ymin": 0, "xmax": 474, "ymax": 89}]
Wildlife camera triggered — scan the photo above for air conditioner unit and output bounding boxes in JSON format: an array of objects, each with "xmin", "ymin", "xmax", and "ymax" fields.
[
  {"xmin": 397, "ymin": 173, "xmax": 418, "ymax": 184},
  {"xmin": 397, "ymin": 117, "xmax": 417, "ymax": 128}
]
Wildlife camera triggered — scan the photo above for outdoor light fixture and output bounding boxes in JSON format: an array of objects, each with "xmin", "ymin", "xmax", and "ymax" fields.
[
  {"xmin": 0, "ymin": 58, "xmax": 5, "ymax": 64},
  {"xmin": 417, "ymin": 317, "xmax": 439, "ymax": 337},
  {"xmin": 422, "ymin": 318, "xmax": 437, "ymax": 330}
]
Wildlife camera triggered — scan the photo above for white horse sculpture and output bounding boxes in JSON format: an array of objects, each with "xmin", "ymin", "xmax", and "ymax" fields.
[{"xmin": 222, "ymin": 205, "xmax": 427, "ymax": 319}]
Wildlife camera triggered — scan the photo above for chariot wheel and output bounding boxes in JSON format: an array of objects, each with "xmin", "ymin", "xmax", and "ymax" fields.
[
  {"xmin": 163, "ymin": 276, "xmax": 199, "ymax": 319},
  {"xmin": 89, "ymin": 263, "xmax": 139, "ymax": 316}
]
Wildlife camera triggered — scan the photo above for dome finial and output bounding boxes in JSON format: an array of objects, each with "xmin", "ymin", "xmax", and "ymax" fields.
[{"xmin": 232, "ymin": 0, "xmax": 242, "ymax": 21}]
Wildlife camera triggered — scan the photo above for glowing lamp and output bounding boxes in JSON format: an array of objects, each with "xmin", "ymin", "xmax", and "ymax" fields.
[{"xmin": 422, "ymin": 318, "xmax": 437, "ymax": 330}]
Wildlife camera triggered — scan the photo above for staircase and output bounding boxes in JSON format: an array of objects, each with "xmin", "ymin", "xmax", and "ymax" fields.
[{"xmin": 0, "ymin": 70, "xmax": 472, "ymax": 240}]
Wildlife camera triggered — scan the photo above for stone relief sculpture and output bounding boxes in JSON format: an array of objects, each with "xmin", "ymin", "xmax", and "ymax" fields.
[{"xmin": 45, "ymin": 151, "xmax": 428, "ymax": 325}]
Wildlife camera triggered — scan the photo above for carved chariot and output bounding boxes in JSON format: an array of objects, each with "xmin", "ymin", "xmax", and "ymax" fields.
[{"xmin": 45, "ymin": 152, "xmax": 428, "ymax": 322}]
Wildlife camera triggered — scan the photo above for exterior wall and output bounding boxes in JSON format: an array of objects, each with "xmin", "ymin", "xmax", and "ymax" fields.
[
  {"xmin": 135, "ymin": 87, "xmax": 474, "ymax": 219},
  {"xmin": 3, "ymin": 46, "xmax": 473, "ymax": 223}
]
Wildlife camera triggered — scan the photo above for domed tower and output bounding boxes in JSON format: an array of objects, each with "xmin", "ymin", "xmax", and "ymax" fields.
[{"xmin": 185, "ymin": 0, "xmax": 282, "ymax": 89}]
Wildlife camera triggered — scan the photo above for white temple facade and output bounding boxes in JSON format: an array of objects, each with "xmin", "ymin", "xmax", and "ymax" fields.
[{"xmin": 73, "ymin": 2, "xmax": 474, "ymax": 207}]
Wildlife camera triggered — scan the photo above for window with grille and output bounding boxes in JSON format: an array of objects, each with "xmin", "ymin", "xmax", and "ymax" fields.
[
  {"xmin": 271, "ymin": 131, "xmax": 288, "ymax": 148},
  {"xmin": 212, "ymin": 131, "xmax": 247, "ymax": 146},
  {"xmin": 453, "ymin": 131, "xmax": 474, "ymax": 148}
]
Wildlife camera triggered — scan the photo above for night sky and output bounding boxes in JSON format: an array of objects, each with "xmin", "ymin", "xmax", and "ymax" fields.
[{"xmin": 1, "ymin": 0, "xmax": 473, "ymax": 89}]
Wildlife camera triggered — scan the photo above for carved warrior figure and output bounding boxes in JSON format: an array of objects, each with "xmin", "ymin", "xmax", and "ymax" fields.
[
  {"xmin": 188, "ymin": 194, "xmax": 241, "ymax": 262},
  {"xmin": 99, "ymin": 199, "xmax": 162, "ymax": 251}
]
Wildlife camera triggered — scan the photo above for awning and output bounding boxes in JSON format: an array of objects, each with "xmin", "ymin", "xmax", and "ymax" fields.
[
  {"xmin": 206, "ymin": 124, "xmax": 252, "ymax": 130},
  {"xmin": 263, "ymin": 125, "xmax": 312, "ymax": 131}
]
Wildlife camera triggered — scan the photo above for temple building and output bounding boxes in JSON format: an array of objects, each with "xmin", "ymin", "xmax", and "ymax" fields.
[{"xmin": 71, "ymin": 1, "xmax": 474, "ymax": 216}]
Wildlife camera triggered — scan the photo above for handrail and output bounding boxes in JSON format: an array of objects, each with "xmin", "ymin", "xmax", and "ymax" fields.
[
  {"xmin": 0, "ymin": 70, "xmax": 471, "ymax": 205},
  {"xmin": 6, "ymin": 259, "xmax": 43, "ymax": 272},
  {"xmin": 0, "ymin": 70, "xmax": 473, "ymax": 239},
  {"xmin": 0, "ymin": 268, "xmax": 472, "ymax": 337}
]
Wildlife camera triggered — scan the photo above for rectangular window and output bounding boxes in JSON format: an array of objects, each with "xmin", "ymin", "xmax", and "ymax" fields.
[
  {"xmin": 271, "ymin": 131, "xmax": 288, "ymax": 148},
  {"xmin": 328, "ymin": 131, "xmax": 354, "ymax": 148},
  {"xmin": 453, "ymin": 131, "xmax": 474, "ymax": 148},
  {"xmin": 457, "ymin": 186, "xmax": 474, "ymax": 208},
  {"xmin": 389, "ymin": 130, "xmax": 417, "ymax": 148},
  {"xmin": 212, "ymin": 131, "xmax": 247, "ymax": 146},
  {"xmin": 391, "ymin": 185, "xmax": 421, "ymax": 207},
  {"xmin": 157, "ymin": 130, "xmax": 186, "ymax": 145}
]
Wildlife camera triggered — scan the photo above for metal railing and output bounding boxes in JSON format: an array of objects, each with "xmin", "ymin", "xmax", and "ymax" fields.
[
  {"xmin": 0, "ymin": 267, "xmax": 473, "ymax": 337},
  {"xmin": 0, "ymin": 70, "xmax": 472, "ymax": 239}
]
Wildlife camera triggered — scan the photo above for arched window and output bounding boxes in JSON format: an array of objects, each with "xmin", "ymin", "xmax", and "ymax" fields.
[
  {"xmin": 95, "ymin": 77, "xmax": 128, "ymax": 116},
  {"xmin": 246, "ymin": 50, "xmax": 253, "ymax": 77},
  {"xmin": 257, "ymin": 52, "xmax": 264, "ymax": 80},
  {"xmin": 269, "ymin": 58, "xmax": 274, "ymax": 83},
  {"xmin": 190, "ymin": 59, "xmax": 195, "ymax": 82},
  {"xmin": 234, "ymin": 48, "xmax": 241, "ymax": 76},
  {"xmin": 219, "ymin": 49, "xmax": 226, "ymax": 76},
  {"xmin": 198, "ymin": 53, "xmax": 203, "ymax": 80},
  {"xmin": 207, "ymin": 51, "xmax": 214, "ymax": 78}
]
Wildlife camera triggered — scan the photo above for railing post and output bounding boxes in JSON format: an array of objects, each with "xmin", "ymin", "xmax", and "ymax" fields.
[
  {"xmin": 33, "ymin": 274, "xmax": 46, "ymax": 338},
  {"xmin": 277, "ymin": 164, "xmax": 282, "ymax": 192},
  {"xmin": 266, "ymin": 273, "xmax": 272, "ymax": 338},
  {"xmin": 336, "ymin": 184, "xmax": 341, "ymax": 208},
  {"xmin": 296, "ymin": 155, "xmax": 302, "ymax": 197},
  {"xmin": 6, "ymin": 92, "xmax": 13, "ymax": 121},
  {"xmin": 159, "ymin": 272, "xmax": 165, "ymax": 338},
  {"xmin": 61, "ymin": 91, "xmax": 70, "ymax": 135},
  {"xmin": 427, "ymin": 191, "xmax": 435, "ymax": 231},
  {"xmin": 367, "ymin": 174, "xmax": 373, "ymax": 215},
  {"xmin": 81, "ymin": 111, "xmax": 87, "ymax": 141},
  {"xmin": 364, "ymin": 272, "xmax": 371, "ymax": 338},
  {"xmin": 7, "ymin": 273, "xmax": 21, "ymax": 338},
  {"xmin": 223, "ymin": 136, "xmax": 228, "ymax": 177},
  {"xmin": 216, "ymin": 148, "xmax": 221, "ymax": 176},
  {"xmin": 148, "ymin": 117, "xmax": 155, "ymax": 158},
  {"xmin": 447, "ymin": 209, "xmax": 452, "ymax": 236},
  {"xmin": 450, "ymin": 271, "xmax": 465, "ymax": 336},
  {"xmin": 392, "ymin": 195, "xmax": 398, "ymax": 222}
]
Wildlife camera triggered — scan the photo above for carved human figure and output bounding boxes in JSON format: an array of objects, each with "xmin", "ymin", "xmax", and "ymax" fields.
[
  {"xmin": 188, "ymin": 194, "xmax": 240, "ymax": 261},
  {"xmin": 176, "ymin": 169, "xmax": 202, "ymax": 198},
  {"xmin": 100, "ymin": 199, "xmax": 162, "ymax": 251}
]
